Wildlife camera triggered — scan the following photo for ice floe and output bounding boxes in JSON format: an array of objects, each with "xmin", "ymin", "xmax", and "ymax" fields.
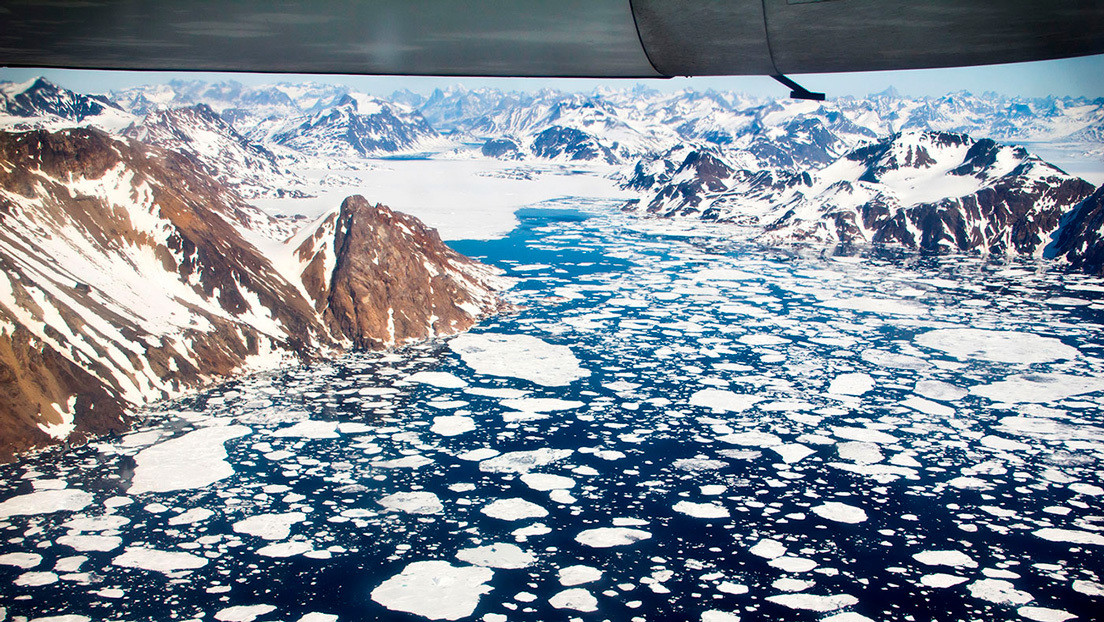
[
  {"xmin": 575, "ymin": 527, "xmax": 652, "ymax": 548},
  {"xmin": 371, "ymin": 560, "xmax": 494, "ymax": 621},
  {"xmin": 915, "ymin": 329, "xmax": 1079, "ymax": 363},
  {"xmin": 449, "ymin": 333, "xmax": 589, "ymax": 386},
  {"xmin": 379, "ymin": 492, "xmax": 444, "ymax": 515},
  {"xmin": 455, "ymin": 543, "xmax": 535, "ymax": 569},
  {"xmin": 129, "ymin": 425, "xmax": 250, "ymax": 494}
]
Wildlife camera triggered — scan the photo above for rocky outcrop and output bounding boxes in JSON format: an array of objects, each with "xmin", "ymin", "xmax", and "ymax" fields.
[
  {"xmin": 269, "ymin": 94, "xmax": 438, "ymax": 157},
  {"xmin": 125, "ymin": 104, "xmax": 308, "ymax": 199},
  {"xmin": 0, "ymin": 127, "xmax": 505, "ymax": 459},
  {"xmin": 295, "ymin": 197, "xmax": 506, "ymax": 349},
  {"xmin": 1047, "ymin": 186, "xmax": 1104, "ymax": 274}
]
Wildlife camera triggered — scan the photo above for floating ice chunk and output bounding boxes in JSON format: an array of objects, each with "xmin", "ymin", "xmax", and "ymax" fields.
[
  {"xmin": 828, "ymin": 373, "xmax": 874, "ymax": 396},
  {"xmin": 15, "ymin": 571, "xmax": 58, "ymax": 586},
  {"xmin": 549, "ymin": 588, "xmax": 598, "ymax": 612},
  {"xmin": 901, "ymin": 396, "xmax": 954, "ymax": 417},
  {"xmin": 0, "ymin": 552, "xmax": 42, "ymax": 568},
  {"xmin": 111, "ymin": 547, "xmax": 208, "ymax": 573},
  {"xmin": 29, "ymin": 615, "xmax": 90, "ymax": 622},
  {"xmin": 233, "ymin": 512, "xmax": 306, "ymax": 540},
  {"xmin": 914, "ymin": 380, "xmax": 967, "ymax": 402},
  {"xmin": 1017, "ymin": 606, "xmax": 1076, "ymax": 622},
  {"xmin": 690, "ymin": 389, "xmax": 763, "ymax": 413},
  {"xmin": 0, "ymin": 489, "xmax": 93, "ymax": 519},
  {"xmin": 912, "ymin": 550, "xmax": 977, "ymax": 568},
  {"xmin": 1071, "ymin": 483, "xmax": 1104, "ymax": 496},
  {"xmin": 812, "ymin": 502, "xmax": 867, "ymax": 524},
  {"xmin": 512, "ymin": 523, "xmax": 552, "ymax": 541},
  {"xmin": 832, "ymin": 427, "xmax": 898, "ymax": 444},
  {"xmin": 481, "ymin": 498, "xmax": 548, "ymax": 521},
  {"xmin": 837, "ymin": 442, "xmax": 884, "ymax": 464},
  {"xmin": 466, "ymin": 387, "xmax": 528, "ymax": 399},
  {"xmin": 450, "ymin": 333, "xmax": 589, "ymax": 387},
  {"xmin": 979, "ymin": 435, "xmax": 1030, "ymax": 451},
  {"xmin": 701, "ymin": 485, "xmax": 727, "ymax": 496},
  {"xmin": 692, "ymin": 268, "xmax": 759, "ymax": 281},
  {"xmin": 371, "ymin": 561, "xmax": 493, "ymax": 621},
  {"xmin": 765, "ymin": 593, "xmax": 858, "ymax": 612},
  {"xmin": 272, "ymin": 420, "xmax": 339, "ymax": 439},
  {"xmin": 63, "ymin": 515, "xmax": 129, "ymax": 532},
  {"xmin": 430, "ymin": 415, "xmax": 476, "ymax": 436},
  {"xmin": 915, "ymin": 329, "xmax": 1078, "ymax": 364},
  {"xmin": 947, "ymin": 476, "xmax": 991, "ymax": 490},
  {"xmin": 559, "ymin": 564, "xmax": 603, "ymax": 586},
  {"xmin": 379, "ymin": 492, "xmax": 444, "ymax": 515},
  {"xmin": 575, "ymin": 527, "xmax": 652, "ymax": 548},
  {"xmin": 701, "ymin": 611, "xmax": 740, "ymax": 622},
  {"xmin": 296, "ymin": 615, "xmax": 338, "ymax": 622},
  {"xmin": 257, "ymin": 541, "xmax": 314, "ymax": 558},
  {"xmin": 718, "ymin": 582, "xmax": 749, "ymax": 595},
  {"xmin": 57, "ymin": 534, "xmax": 122, "ymax": 552},
  {"xmin": 520, "ymin": 473, "xmax": 575, "ymax": 491},
  {"xmin": 822, "ymin": 614, "xmax": 876, "ymax": 622},
  {"xmin": 717, "ymin": 431, "xmax": 781, "ymax": 447},
  {"xmin": 920, "ymin": 573, "xmax": 968, "ymax": 588},
  {"xmin": 168, "ymin": 508, "xmax": 214, "ymax": 526},
  {"xmin": 456, "ymin": 543, "xmax": 535, "ymax": 569},
  {"xmin": 458, "ymin": 448, "xmax": 499, "ymax": 461},
  {"xmin": 749, "ymin": 539, "xmax": 787, "ymax": 559},
  {"xmin": 771, "ymin": 444, "xmax": 815, "ymax": 464},
  {"xmin": 500, "ymin": 398, "xmax": 584, "ymax": 413},
  {"xmin": 862, "ymin": 350, "xmax": 931, "ymax": 370},
  {"xmin": 819, "ymin": 297, "xmax": 926, "ymax": 316},
  {"xmin": 406, "ymin": 371, "xmax": 468, "ymax": 388},
  {"xmin": 674, "ymin": 501, "xmax": 730, "ymax": 519},
  {"xmin": 769, "ymin": 557, "xmax": 818, "ymax": 573},
  {"xmin": 375, "ymin": 455, "xmax": 433, "ymax": 469},
  {"xmin": 1033, "ymin": 528, "xmax": 1104, "ymax": 546},
  {"xmin": 970, "ymin": 373, "xmax": 1104, "ymax": 404},
  {"xmin": 479, "ymin": 449, "xmax": 573, "ymax": 473},
  {"xmin": 214, "ymin": 605, "xmax": 277, "ymax": 622},
  {"xmin": 773, "ymin": 577, "xmax": 815, "ymax": 592},
  {"xmin": 129, "ymin": 426, "xmax": 250, "ymax": 494},
  {"xmin": 1072, "ymin": 579, "xmax": 1104, "ymax": 596},
  {"xmin": 967, "ymin": 579, "xmax": 1032, "ymax": 605}
]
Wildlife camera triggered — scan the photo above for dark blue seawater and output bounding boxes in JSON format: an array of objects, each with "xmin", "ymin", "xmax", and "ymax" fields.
[{"xmin": 1, "ymin": 206, "xmax": 1102, "ymax": 622}]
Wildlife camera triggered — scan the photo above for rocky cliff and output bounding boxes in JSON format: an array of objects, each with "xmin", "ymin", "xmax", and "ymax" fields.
[{"xmin": 0, "ymin": 127, "xmax": 505, "ymax": 459}]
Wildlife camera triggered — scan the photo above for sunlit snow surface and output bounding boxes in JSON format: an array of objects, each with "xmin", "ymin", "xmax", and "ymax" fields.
[{"xmin": 2, "ymin": 205, "xmax": 1103, "ymax": 622}]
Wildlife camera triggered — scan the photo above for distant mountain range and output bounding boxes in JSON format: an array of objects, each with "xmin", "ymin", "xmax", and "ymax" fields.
[{"xmin": 0, "ymin": 74, "xmax": 1102, "ymax": 456}]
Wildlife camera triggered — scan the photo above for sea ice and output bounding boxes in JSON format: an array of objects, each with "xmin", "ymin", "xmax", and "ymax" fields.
[
  {"xmin": 0, "ymin": 489, "xmax": 93, "ymax": 519},
  {"xmin": 1033, "ymin": 528, "xmax": 1104, "ymax": 546},
  {"xmin": 480, "ymin": 498, "xmax": 548, "ymax": 521},
  {"xmin": 967, "ymin": 579, "xmax": 1033, "ymax": 605},
  {"xmin": 1017, "ymin": 606, "xmax": 1076, "ymax": 622},
  {"xmin": 232, "ymin": 512, "xmax": 306, "ymax": 540},
  {"xmin": 111, "ymin": 547, "xmax": 208, "ymax": 573},
  {"xmin": 129, "ymin": 425, "xmax": 250, "ymax": 494},
  {"xmin": 214, "ymin": 605, "xmax": 277, "ymax": 622},
  {"xmin": 828, "ymin": 373, "xmax": 874, "ymax": 396},
  {"xmin": 406, "ymin": 371, "xmax": 468, "ymax": 388},
  {"xmin": 371, "ymin": 560, "xmax": 493, "ymax": 621},
  {"xmin": 430, "ymin": 415, "xmax": 476, "ymax": 436},
  {"xmin": 912, "ymin": 550, "xmax": 977, "ymax": 568},
  {"xmin": 0, "ymin": 552, "xmax": 42, "ymax": 568},
  {"xmin": 674, "ymin": 501, "xmax": 730, "ymax": 519},
  {"xmin": 520, "ymin": 473, "xmax": 575, "ymax": 491},
  {"xmin": 812, "ymin": 502, "xmax": 867, "ymax": 524},
  {"xmin": 765, "ymin": 593, "xmax": 859, "ymax": 612},
  {"xmin": 689, "ymin": 389, "xmax": 763, "ymax": 413},
  {"xmin": 914, "ymin": 329, "xmax": 1079, "ymax": 364},
  {"xmin": 750, "ymin": 539, "xmax": 786, "ymax": 559},
  {"xmin": 549, "ymin": 588, "xmax": 598, "ymax": 612},
  {"xmin": 919, "ymin": 573, "xmax": 968, "ymax": 588},
  {"xmin": 479, "ymin": 449, "xmax": 573, "ymax": 473},
  {"xmin": 449, "ymin": 333, "xmax": 589, "ymax": 386},
  {"xmin": 559, "ymin": 565, "xmax": 603, "ymax": 586},
  {"xmin": 970, "ymin": 373, "xmax": 1104, "ymax": 404},
  {"xmin": 379, "ymin": 492, "xmax": 444, "ymax": 515},
  {"xmin": 575, "ymin": 527, "xmax": 652, "ymax": 548},
  {"xmin": 455, "ymin": 543, "xmax": 535, "ymax": 569}
]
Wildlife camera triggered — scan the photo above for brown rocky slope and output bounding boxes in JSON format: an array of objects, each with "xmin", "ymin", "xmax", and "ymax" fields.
[{"xmin": 0, "ymin": 127, "xmax": 505, "ymax": 460}]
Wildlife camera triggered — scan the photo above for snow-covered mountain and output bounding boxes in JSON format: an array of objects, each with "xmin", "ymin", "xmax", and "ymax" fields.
[
  {"xmin": 124, "ymin": 104, "xmax": 309, "ymax": 199},
  {"xmin": 627, "ymin": 131, "xmax": 1097, "ymax": 260},
  {"xmin": 0, "ymin": 127, "xmax": 505, "ymax": 459},
  {"xmin": 0, "ymin": 77, "xmax": 135, "ymax": 133},
  {"xmin": 262, "ymin": 94, "xmax": 440, "ymax": 158}
]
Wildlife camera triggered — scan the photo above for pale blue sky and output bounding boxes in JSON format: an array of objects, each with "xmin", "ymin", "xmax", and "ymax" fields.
[{"xmin": 2, "ymin": 54, "xmax": 1103, "ymax": 99}]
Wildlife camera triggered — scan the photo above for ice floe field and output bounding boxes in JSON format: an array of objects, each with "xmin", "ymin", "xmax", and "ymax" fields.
[{"xmin": 1, "ymin": 204, "xmax": 1103, "ymax": 622}]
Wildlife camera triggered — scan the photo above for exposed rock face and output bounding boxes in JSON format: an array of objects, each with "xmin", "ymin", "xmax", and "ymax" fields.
[
  {"xmin": 269, "ymin": 94, "xmax": 438, "ymax": 157},
  {"xmin": 1047, "ymin": 186, "xmax": 1104, "ymax": 274},
  {"xmin": 482, "ymin": 138, "xmax": 520, "ymax": 159},
  {"xmin": 295, "ymin": 197, "xmax": 506, "ymax": 349},
  {"xmin": 0, "ymin": 127, "xmax": 504, "ymax": 458},
  {"xmin": 530, "ymin": 126, "xmax": 618, "ymax": 164},
  {"xmin": 125, "ymin": 104, "xmax": 307, "ymax": 199},
  {"xmin": 626, "ymin": 130, "xmax": 1098, "ymax": 262},
  {"xmin": 0, "ymin": 77, "xmax": 119, "ymax": 122}
]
